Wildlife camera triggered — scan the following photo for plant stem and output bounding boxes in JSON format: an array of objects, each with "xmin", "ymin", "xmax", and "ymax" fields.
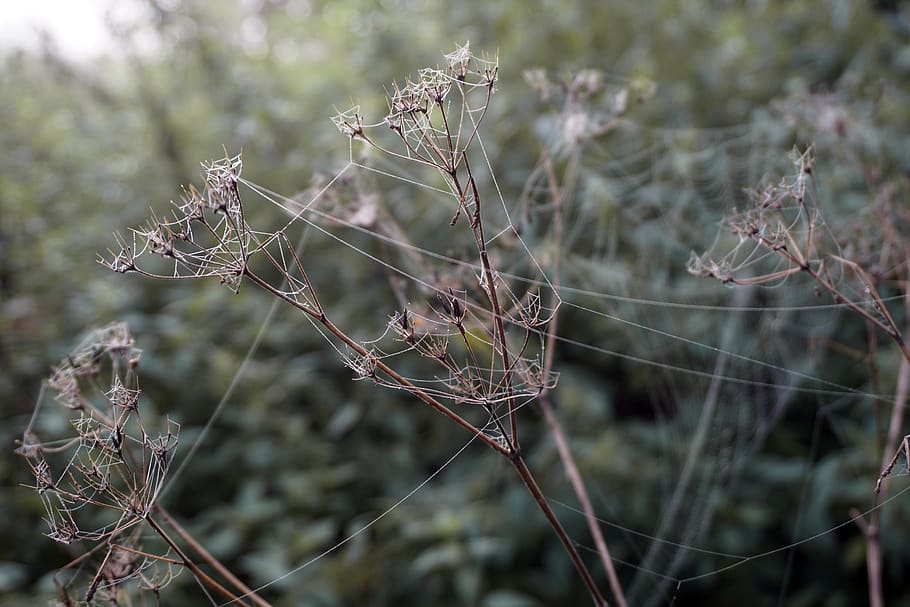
[
  {"xmin": 146, "ymin": 513, "xmax": 255, "ymax": 607},
  {"xmin": 860, "ymin": 285, "xmax": 910, "ymax": 607},
  {"xmin": 247, "ymin": 254, "xmax": 607, "ymax": 604},
  {"xmin": 154, "ymin": 505, "xmax": 272, "ymax": 607},
  {"xmin": 242, "ymin": 269, "xmax": 509, "ymax": 455},
  {"xmin": 510, "ymin": 452, "xmax": 608, "ymax": 606},
  {"xmin": 450, "ymin": 155, "xmax": 520, "ymax": 449},
  {"xmin": 538, "ymin": 150, "xmax": 627, "ymax": 607},
  {"xmin": 539, "ymin": 396, "xmax": 625, "ymax": 607}
]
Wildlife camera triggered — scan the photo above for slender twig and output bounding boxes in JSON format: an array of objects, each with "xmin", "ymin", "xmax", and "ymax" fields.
[
  {"xmin": 538, "ymin": 149, "xmax": 627, "ymax": 607},
  {"xmin": 153, "ymin": 504, "xmax": 272, "ymax": 607},
  {"xmin": 145, "ymin": 514, "xmax": 254, "ymax": 607},
  {"xmin": 461, "ymin": 154, "xmax": 520, "ymax": 449},
  {"xmin": 510, "ymin": 453, "xmax": 608, "ymax": 606},
  {"xmin": 860, "ymin": 279, "xmax": 910, "ymax": 607}
]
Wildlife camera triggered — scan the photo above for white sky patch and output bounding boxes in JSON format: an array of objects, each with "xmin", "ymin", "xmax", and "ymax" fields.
[{"xmin": 0, "ymin": 0, "xmax": 117, "ymax": 59}]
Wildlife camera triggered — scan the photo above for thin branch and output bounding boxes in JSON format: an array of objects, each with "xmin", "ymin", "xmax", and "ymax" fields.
[
  {"xmin": 146, "ymin": 514, "xmax": 254, "ymax": 607},
  {"xmin": 538, "ymin": 149, "xmax": 627, "ymax": 607},
  {"xmin": 154, "ymin": 505, "xmax": 272, "ymax": 607}
]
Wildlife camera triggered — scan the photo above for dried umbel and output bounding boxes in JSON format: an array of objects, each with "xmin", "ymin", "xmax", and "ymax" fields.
[
  {"xmin": 689, "ymin": 146, "xmax": 905, "ymax": 344},
  {"xmin": 688, "ymin": 146, "xmax": 818, "ymax": 285},
  {"xmin": 340, "ymin": 51, "xmax": 569, "ymax": 463},
  {"xmin": 17, "ymin": 323, "xmax": 181, "ymax": 602},
  {"xmin": 103, "ymin": 152, "xmax": 255, "ymax": 293},
  {"xmin": 523, "ymin": 66, "xmax": 654, "ymax": 153},
  {"xmin": 333, "ymin": 42, "xmax": 499, "ymax": 182}
]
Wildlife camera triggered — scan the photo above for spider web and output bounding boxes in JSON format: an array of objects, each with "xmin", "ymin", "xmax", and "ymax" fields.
[
  {"xmin": 19, "ymin": 323, "xmax": 183, "ymax": 604},
  {"xmin": 78, "ymin": 50, "xmax": 910, "ymax": 605},
  {"xmin": 208, "ymin": 121, "xmax": 904, "ymax": 605}
]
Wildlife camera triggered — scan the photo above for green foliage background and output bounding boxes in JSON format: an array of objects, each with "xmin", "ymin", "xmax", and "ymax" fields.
[{"xmin": 3, "ymin": 1, "xmax": 910, "ymax": 605}]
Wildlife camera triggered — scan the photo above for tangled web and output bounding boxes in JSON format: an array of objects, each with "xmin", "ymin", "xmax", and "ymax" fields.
[
  {"xmin": 19, "ymin": 323, "xmax": 181, "ymax": 603},
  {"xmin": 29, "ymin": 43, "xmax": 910, "ymax": 605}
]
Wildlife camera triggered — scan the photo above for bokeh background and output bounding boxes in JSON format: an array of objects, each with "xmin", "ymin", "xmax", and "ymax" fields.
[{"xmin": 3, "ymin": 1, "xmax": 910, "ymax": 605}]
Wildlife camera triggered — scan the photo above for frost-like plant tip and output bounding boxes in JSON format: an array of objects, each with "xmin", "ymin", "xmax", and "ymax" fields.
[
  {"xmin": 203, "ymin": 151, "xmax": 243, "ymax": 187},
  {"xmin": 343, "ymin": 348, "xmax": 379, "ymax": 381},
  {"xmin": 444, "ymin": 41, "xmax": 473, "ymax": 78},
  {"xmin": 611, "ymin": 88, "xmax": 629, "ymax": 116},
  {"xmin": 106, "ymin": 375, "xmax": 142, "ymax": 412},
  {"xmin": 515, "ymin": 358, "xmax": 558, "ymax": 394},
  {"xmin": 790, "ymin": 144, "xmax": 815, "ymax": 174},
  {"xmin": 389, "ymin": 79, "xmax": 428, "ymax": 118},
  {"xmin": 686, "ymin": 252, "xmax": 734, "ymax": 284},
  {"xmin": 571, "ymin": 69, "xmax": 603, "ymax": 97},
  {"xmin": 103, "ymin": 232, "xmax": 138, "ymax": 274},
  {"xmin": 48, "ymin": 369, "xmax": 84, "ymax": 410},
  {"xmin": 417, "ymin": 67, "xmax": 452, "ymax": 103},
  {"xmin": 424, "ymin": 333, "xmax": 450, "ymax": 361},
  {"xmin": 745, "ymin": 184, "xmax": 784, "ymax": 210},
  {"xmin": 389, "ymin": 309, "xmax": 416, "ymax": 344},
  {"xmin": 176, "ymin": 185, "xmax": 207, "ymax": 224},
  {"xmin": 331, "ymin": 105, "xmax": 364, "ymax": 138},
  {"xmin": 685, "ymin": 252, "xmax": 705, "ymax": 277},
  {"xmin": 201, "ymin": 151, "xmax": 244, "ymax": 215},
  {"xmin": 517, "ymin": 291, "xmax": 546, "ymax": 329}
]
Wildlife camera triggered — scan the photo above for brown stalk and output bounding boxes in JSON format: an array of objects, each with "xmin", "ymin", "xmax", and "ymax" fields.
[
  {"xmin": 510, "ymin": 453, "xmax": 608, "ymax": 606},
  {"xmin": 698, "ymin": 160, "xmax": 910, "ymax": 607},
  {"xmin": 241, "ymin": 268, "xmax": 509, "ymax": 455},
  {"xmin": 460, "ymin": 154, "xmax": 520, "ymax": 449},
  {"xmin": 153, "ymin": 504, "xmax": 272, "ymax": 607},
  {"xmin": 367, "ymin": 65, "xmax": 608, "ymax": 603},
  {"xmin": 145, "ymin": 514, "xmax": 255, "ymax": 607},
  {"xmin": 857, "ymin": 268, "xmax": 910, "ymax": 607},
  {"xmin": 538, "ymin": 150, "xmax": 628, "ymax": 607},
  {"xmin": 245, "ymin": 261, "xmax": 610, "ymax": 603}
]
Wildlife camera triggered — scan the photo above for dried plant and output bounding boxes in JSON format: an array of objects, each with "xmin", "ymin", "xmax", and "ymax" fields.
[
  {"xmin": 689, "ymin": 146, "xmax": 907, "ymax": 351},
  {"xmin": 93, "ymin": 45, "xmax": 622, "ymax": 606},
  {"xmin": 691, "ymin": 145, "xmax": 910, "ymax": 607},
  {"xmin": 17, "ymin": 322, "xmax": 270, "ymax": 606}
]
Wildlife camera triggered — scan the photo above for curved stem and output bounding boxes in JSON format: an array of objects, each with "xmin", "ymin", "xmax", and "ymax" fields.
[
  {"xmin": 242, "ymin": 269, "xmax": 510, "ymax": 456},
  {"xmin": 146, "ymin": 513, "xmax": 255, "ymax": 607},
  {"xmin": 539, "ymin": 150, "xmax": 627, "ymax": 607},
  {"xmin": 455, "ymin": 155, "xmax": 519, "ymax": 449},
  {"xmin": 153, "ymin": 505, "xmax": 272, "ymax": 607},
  {"xmin": 510, "ymin": 453, "xmax": 608, "ymax": 607}
]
